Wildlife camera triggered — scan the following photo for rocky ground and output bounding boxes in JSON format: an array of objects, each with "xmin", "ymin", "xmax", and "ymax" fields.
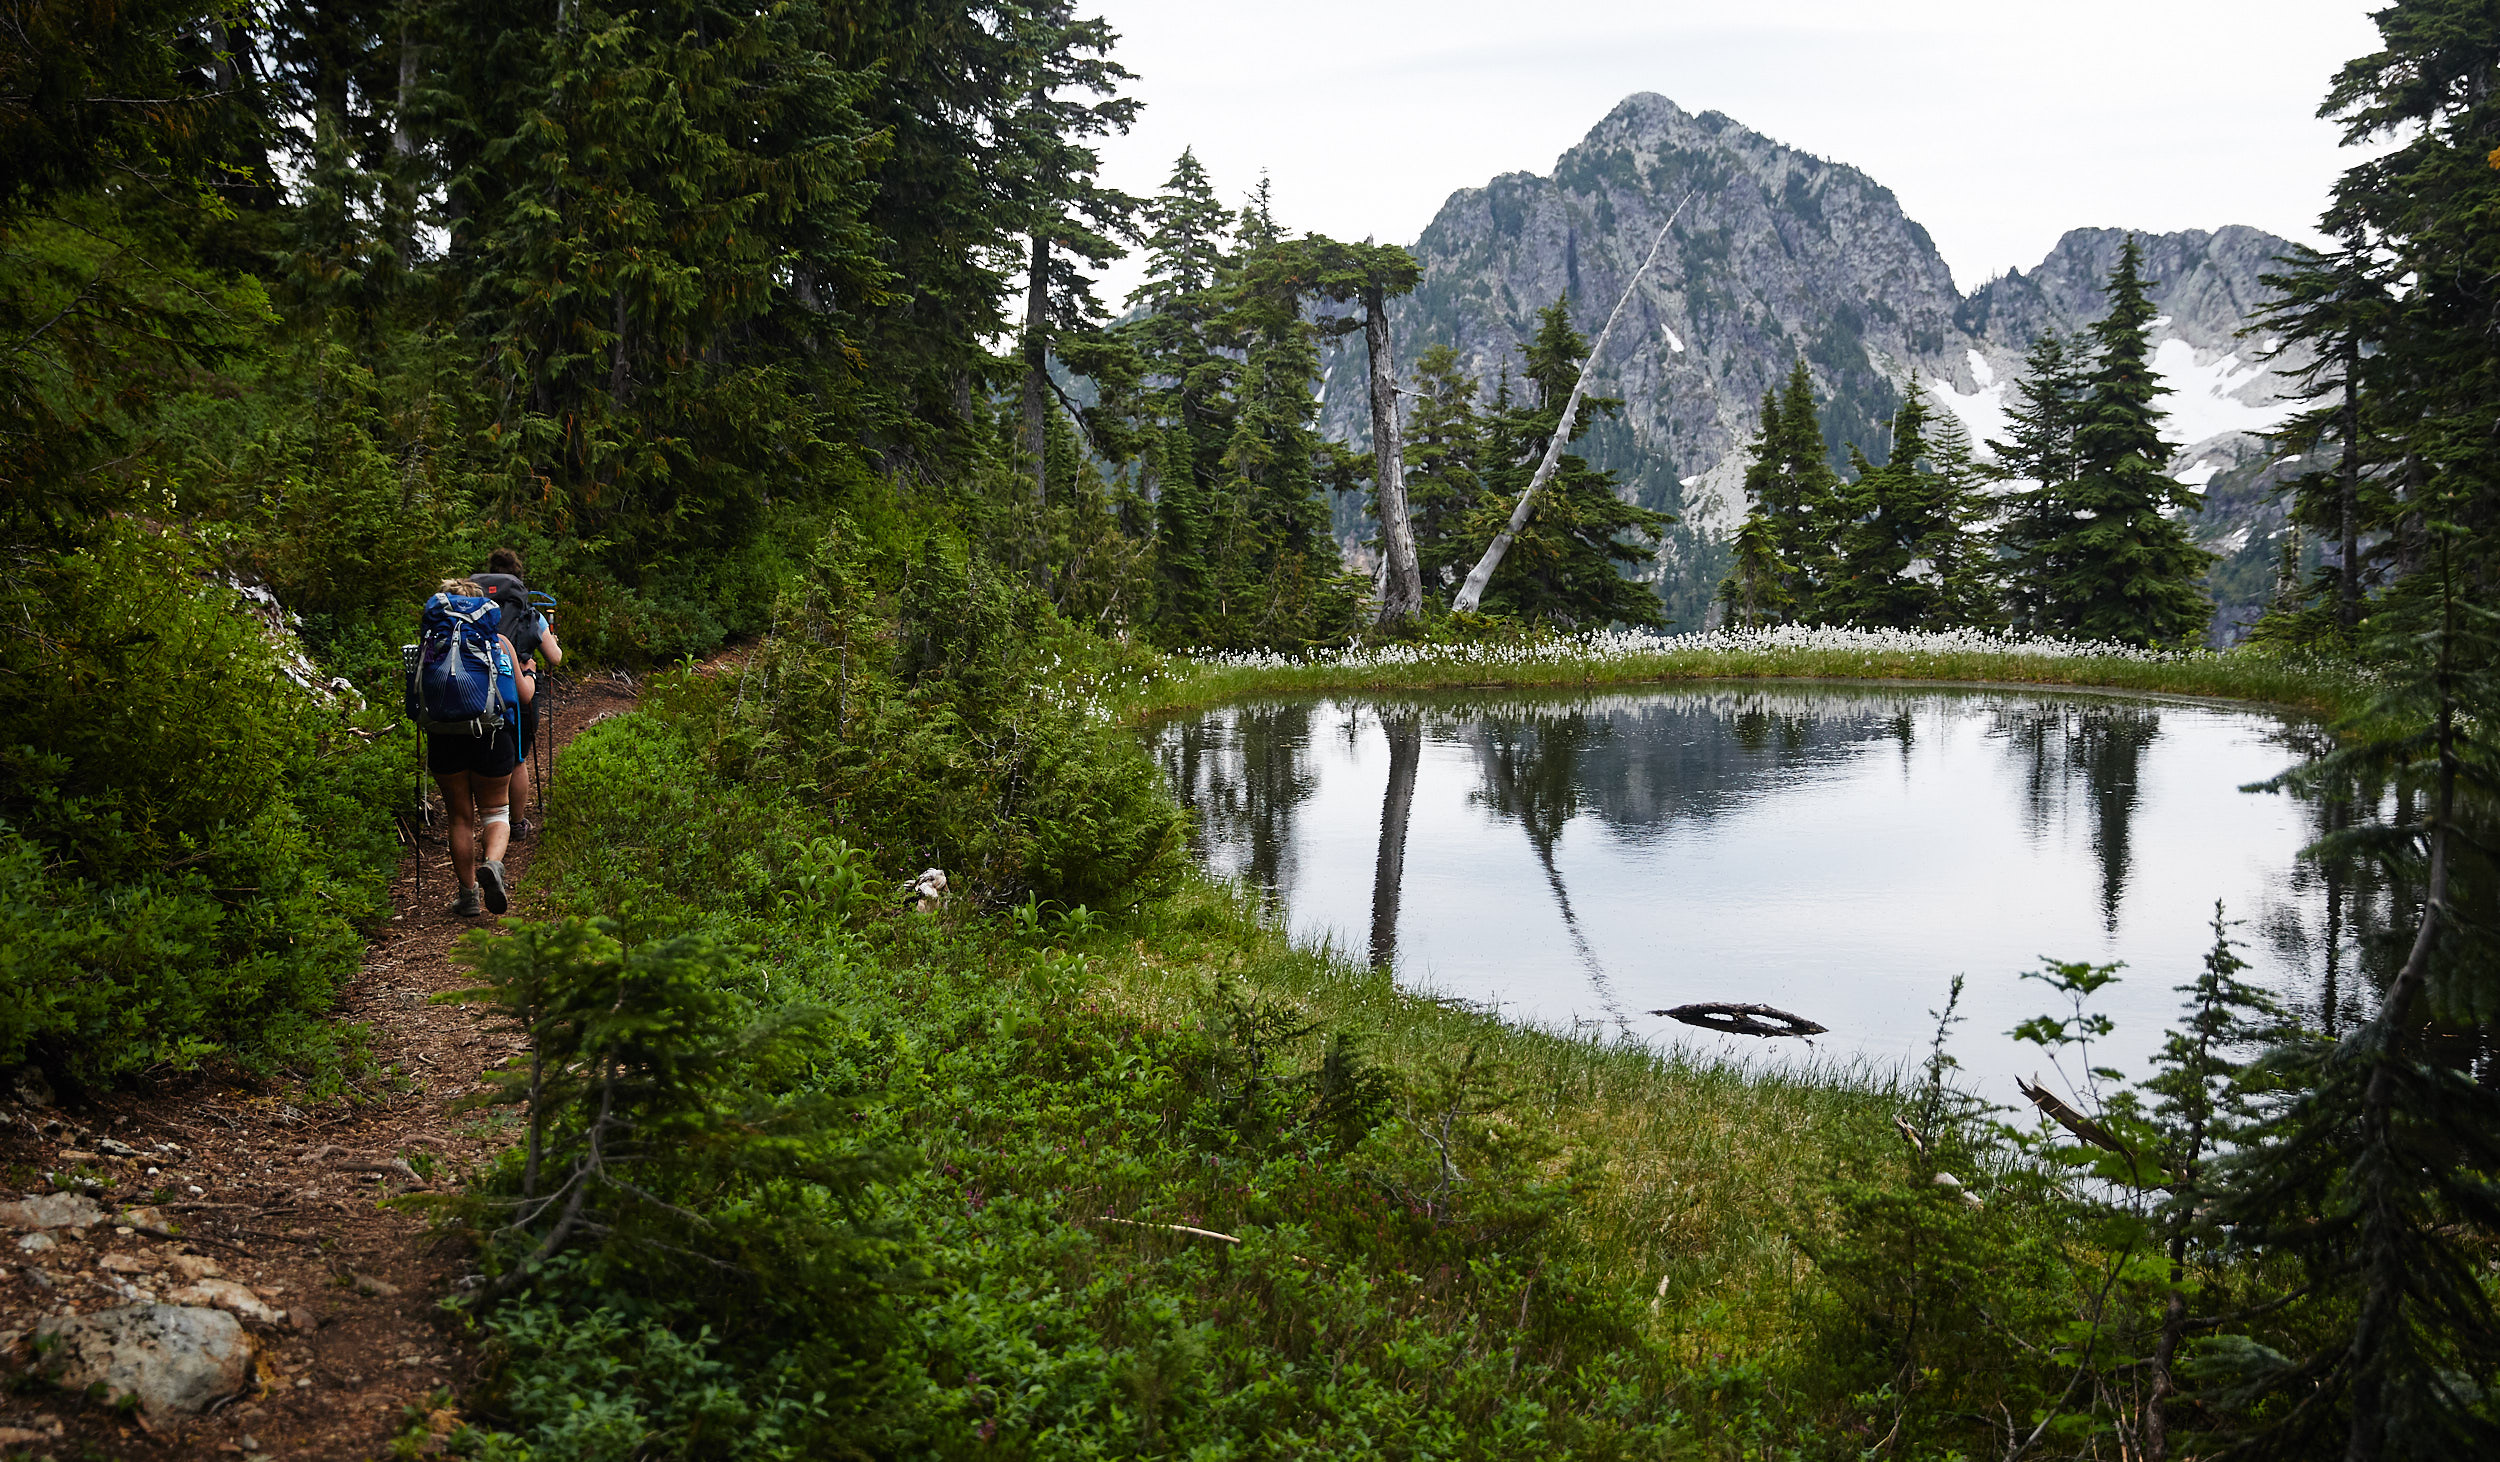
[{"xmin": 0, "ymin": 673, "xmax": 637, "ymax": 1460}]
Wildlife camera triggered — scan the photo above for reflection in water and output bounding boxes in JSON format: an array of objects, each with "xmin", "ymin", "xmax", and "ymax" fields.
[
  {"xmin": 1150, "ymin": 684, "xmax": 2350, "ymax": 1091},
  {"xmin": 1369, "ymin": 712, "xmax": 1420, "ymax": 969},
  {"xmin": 1992, "ymin": 707, "xmax": 2163, "ymax": 931},
  {"xmin": 1468, "ymin": 715, "xmax": 1630, "ymax": 1032},
  {"xmin": 1160, "ymin": 702, "xmax": 1320, "ymax": 917}
]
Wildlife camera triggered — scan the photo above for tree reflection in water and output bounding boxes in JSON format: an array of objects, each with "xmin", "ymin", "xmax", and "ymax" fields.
[
  {"xmin": 1465, "ymin": 712, "xmax": 1630, "ymax": 1033},
  {"xmin": 1155, "ymin": 702, "xmax": 1320, "ymax": 919},
  {"xmin": 1991, "ymin": 705, "xmax": 2163, "ymax": 933}
]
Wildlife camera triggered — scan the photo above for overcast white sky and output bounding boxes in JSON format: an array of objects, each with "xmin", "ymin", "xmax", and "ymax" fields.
[{"xmin": 1084, "ymin": 0, "xmax": 2385, "ymax": 303}]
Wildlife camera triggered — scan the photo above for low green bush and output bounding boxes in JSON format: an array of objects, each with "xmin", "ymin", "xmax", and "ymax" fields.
[
  {"xmin": 0, "ymin": 522, "xmax": 400, "ymax": 1086},
  {"xmin": 704, "ymin": 525, "xmax": 1185, "ymax": 911}
]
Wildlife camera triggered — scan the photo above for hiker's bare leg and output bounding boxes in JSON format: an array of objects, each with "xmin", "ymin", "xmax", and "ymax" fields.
[
  {"xmin": 508, "ymin": 756, "xmax": 534, "ymax": 824},
  {"xmin": 477, "ymin": 774, "xmax": 513, "ymax": 866},
  {"xmin": 435, "ymin": 773, "xmax": 480, "ymax": 890}
]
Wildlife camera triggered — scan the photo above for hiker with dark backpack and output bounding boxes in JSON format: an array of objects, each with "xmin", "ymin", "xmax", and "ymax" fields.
[
  {"xmin": 473, "ymin": 548, "xmax": 562, "ymax": 829},
  {"xmin": 408, "ymin": 578, "xmax": 533, "ymax": 916}
]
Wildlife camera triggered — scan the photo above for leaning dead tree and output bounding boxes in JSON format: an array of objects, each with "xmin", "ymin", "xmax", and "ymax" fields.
[{"xmin": 1450, "ymin": 193, "xmax": 1695, "ymax": 614}]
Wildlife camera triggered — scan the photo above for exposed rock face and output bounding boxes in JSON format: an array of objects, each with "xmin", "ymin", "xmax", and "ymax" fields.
[
  {"xmin": 1319, "ymin": 93, "xmax": 2306, "ymax": 636},
  {"xmin": 28, "ymin": 1304, "xmax": 259, "ymax": 1417}
]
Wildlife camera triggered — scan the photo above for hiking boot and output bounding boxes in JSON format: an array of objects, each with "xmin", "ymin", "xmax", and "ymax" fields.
[
  {"xmin": 478, "ymin": 859, "xmax": 509, "ymax": 915},
  {"xmin": 452, "ymin": 885, "xmax": 483, "ymax": 917}
]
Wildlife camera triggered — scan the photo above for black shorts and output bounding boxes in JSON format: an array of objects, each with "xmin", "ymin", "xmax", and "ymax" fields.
[
  {"xmin": 517, "ymin": 692, "xmax": 538, "ymax": 758},
  {"xmin": 427, "ymin": 726, "xmax": 521, "ymax": 779}
]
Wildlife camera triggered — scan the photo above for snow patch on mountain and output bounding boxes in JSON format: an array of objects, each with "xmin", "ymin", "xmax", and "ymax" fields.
[
  {"xmin": 1928, "ymin": 349, "xmax": 2014, "ymax": 456},
  {"xmin": 2150, "ymin": 337, "xmax": 2295, "ymax": 447}
]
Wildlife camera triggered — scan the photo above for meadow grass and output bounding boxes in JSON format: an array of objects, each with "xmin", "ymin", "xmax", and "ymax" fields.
[{"xmin": 1083, "ymin": 876, "xmax": 1908, "ymax": 1360}]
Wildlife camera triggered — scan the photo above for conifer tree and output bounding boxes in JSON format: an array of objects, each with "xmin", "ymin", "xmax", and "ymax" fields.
[
  {"xmin": 1462, "ymin": 299, "xmax": 1670, "ymax": 628},
  {"xmin": 1719, "ymin": 387, "xmax": 1792, "ymax": 628},
  {"xmin": 2195, "ymin": 11, "xmax": 2500, "ymax": 1447},
  {"xmin": 2003, "ymin": 242, "xmax": 2212, "ymax": 647},
  {"xmin": 1004, "ymin": 0, "xmax": 1140, "ymax": 509},
  {"xmin": 1197, "ymin": 191, "xmax": 1359, "ymax": 647},
  {"xmin": 1125, "ymin": 151, "xmax": 1236, "ymax": 642},
  {"xmin": 2254, "ymin": 237, "xmax": 2388, "ymax": 637},
  {"xmin": 439, "ymin": 0, "xmax": 888, "ymax": 562},
  {"xmin": 1991, "ymin": 331, "xmax": 2092, "ymax": 635},
  {"xmin": 1303, "ymin": 235, "xmax": 1425, "ymax": 628},
  {"xmin": 1399, "ymin": 343, "xmax": 1488, "ymax": 594},
  {"xmin": 1824, "ymin": 381, "xmax": 1991, "ymax": 630},
  {"xmin": 1717, "ymin": 511, "xmax": 1790, "ymax": 629},
  {"xmin": 1718, "ymin": 361, "xmax": 1846, "ymax": 624}
]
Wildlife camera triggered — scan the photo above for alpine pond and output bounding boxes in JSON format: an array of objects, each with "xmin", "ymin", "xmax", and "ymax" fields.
[{"xmin": 1150, "ymin": 682, "xmax": 2352, "ymax": 1094}]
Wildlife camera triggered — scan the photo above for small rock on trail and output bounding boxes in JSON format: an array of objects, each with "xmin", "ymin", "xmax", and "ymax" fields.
[
  {"xmin": 0, "ymin": 1193, "xmax": 102, "ymax": 1231},
  {"xmin": 27, "ymin": 1304, "xmax": 259, "ymax": 1418}
]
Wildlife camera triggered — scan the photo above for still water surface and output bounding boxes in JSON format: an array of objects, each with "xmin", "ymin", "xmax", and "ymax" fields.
[{"xmin": 1148, "ymin": 683, "xmax": 2351, "ymax": 1096}]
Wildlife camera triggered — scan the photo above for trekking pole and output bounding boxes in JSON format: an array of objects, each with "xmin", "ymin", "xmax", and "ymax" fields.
[
  {"xmin": 403, "ymin": 642, "xmax": 423, "ymax": 909},
  {"xmin": 537, "ymin": 671, "xmax": 551, "ymax": 818}
]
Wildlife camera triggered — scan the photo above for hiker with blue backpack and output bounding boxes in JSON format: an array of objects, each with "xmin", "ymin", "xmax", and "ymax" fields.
[
  {"xmin": 472, "ymin": 548, "xmax": 562, "ymax": 829},
  {"xmin": 408, "ymin": 578, "xmax": 534, "ymax": 916}
]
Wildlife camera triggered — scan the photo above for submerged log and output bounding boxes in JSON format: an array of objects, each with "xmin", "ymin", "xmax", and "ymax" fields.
[{"xmin": 1652, "ymin": 1002, "xmax": 1827, "ymax": 1038}]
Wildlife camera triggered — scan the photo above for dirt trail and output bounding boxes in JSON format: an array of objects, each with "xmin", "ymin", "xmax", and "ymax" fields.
[{"xmin": 0, "ymin": 672, "xmax": 637, "ymax": 1459}]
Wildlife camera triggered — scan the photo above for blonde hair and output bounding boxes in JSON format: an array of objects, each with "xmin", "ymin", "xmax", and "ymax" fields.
[{"xmin": 439, "ymin": 578, "xmax": 485, "ymax": 597}]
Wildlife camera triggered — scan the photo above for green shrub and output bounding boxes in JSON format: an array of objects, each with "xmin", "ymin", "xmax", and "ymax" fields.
[
  {"xmin": 0, "ymin": 522, "xmax": 398, "ymax": 1084},
  {"xmin": 724, "ymin": 528, "xmax": 1186, "ymax": 910}
]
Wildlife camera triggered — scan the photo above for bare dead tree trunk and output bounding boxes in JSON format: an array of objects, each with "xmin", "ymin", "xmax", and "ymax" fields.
[
  {"xmin": 1022, "ymin": 230, "xmax": 1052, "ymax": 509},
  {"xmin": 1366, "ymin": 287, "xmax": 1421, "ymax": 628},
  {"xmin": 1452, "ymin": 194, "xmax": 1692, "ymax": 614},
  {"xmin": 1368, "ymin": 711, "xmax": 1420, "ymax": 969},
  {"xmin": 2338, "ymin": 340, "xmax": 2360, "ymax": 629},
  {"xmin": 391, "ymin": 34, "xmax": 420, "ymax": 268}
]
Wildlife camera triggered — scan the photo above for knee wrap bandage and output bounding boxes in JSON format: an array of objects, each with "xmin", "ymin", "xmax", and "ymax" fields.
[{"xmin": 483, "ymin": 807, "xmax": 511, "ymax": 827}]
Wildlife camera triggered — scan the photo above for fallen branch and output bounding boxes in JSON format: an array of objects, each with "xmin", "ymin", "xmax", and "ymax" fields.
[
  {"xmin": 2015, "ymin": 1074, "xmax": 2131, "ymax": 1158},
  {"xmin": 1893, "ymin": 1114, "xmax": 1928, "ymax": 1158},
  {"xmin": 1092, "ymin": 1216, "xmax": 1240, "ymax": 1245},
  {"xmin": 1652, "ymin": 1002, "xmax": 1827, "ymax": 1038},
  {"xmin": 123, "ymin": 1222, "xmax": 250, "ymax": 1254}
]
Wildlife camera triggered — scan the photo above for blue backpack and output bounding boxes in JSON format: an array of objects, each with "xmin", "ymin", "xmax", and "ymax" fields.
[{"xmin": 405, "ymin": 593, "xmax": 508, "ymax": 735}]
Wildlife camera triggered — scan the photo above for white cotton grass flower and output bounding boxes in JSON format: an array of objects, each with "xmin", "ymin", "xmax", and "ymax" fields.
[{"xmin": 1176, "ymin": 624, "xmax": 2183, "ymax": 677}]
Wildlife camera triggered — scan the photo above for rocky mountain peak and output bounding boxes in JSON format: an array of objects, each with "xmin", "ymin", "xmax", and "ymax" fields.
[{"xmin": 1318, "ymin": 95, "xmax": 2308, "ymax": 635}]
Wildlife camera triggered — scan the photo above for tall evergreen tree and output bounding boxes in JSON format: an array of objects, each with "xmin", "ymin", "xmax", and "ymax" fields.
[
  {"xmin": 2003, "ymin": 242, "xmax": 2212, "ymax": 647},
  {"xmin": 2253, "ymin": 237, "xmax": 2390, "ymax": 636},
  {"xmin": 1718, "ymin": 360, "xmax": 1846, "ymax": 624},
  {"xmin": 2192, "ymin": 10, "xmax": 2500, "ymax": 1452},
  {"xmin": 1824, "ymin": 381, "xmax": 1992, "ymax": 631},
  {"xmin": 1194, "ymin": 191, "xmax": 1359, "ymax": 648},
  {"xmin": 1124, "ymin": 151, "xmax": 1237, "ymax": 642},
  {"xmin": 1003, "ymin": 0, "xmax": 1140, "ymax": 509},
  {"xmin": 1462, "ymin": 299, "xmax": 1670, "ymax": 628},
  {"xmin": 439, "ymin": 0, "xmax": 889, "ymax": 566},
  {"xmin": 1991, "ymin": 330, "xmax": 2092, "ymax": 635},
  {"xmin": 1399, "ymin": 343, "xmax": 1489, "ymax": 595},
  {"xmin": 1303, "ymin": 235, "xmax": 1425, "ymax": 628},
  {"xmin": 1717, "ymin": 509, "xmax": 1791, "ymax": 629}
]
